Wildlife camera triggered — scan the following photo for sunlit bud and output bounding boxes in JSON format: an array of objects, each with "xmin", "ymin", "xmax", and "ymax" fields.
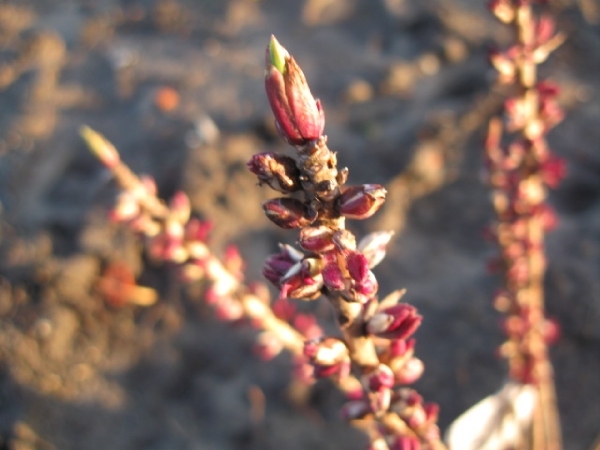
[
  {"xmin": 392, "ymin": 356, "xmax": 424, "ymax": 385},
  {"xmin": 338, "ymin": 184, "xmax": 386, "ymax": 220},
  {"xmin": 369, "ymin": 387, "xmax": 392, "ymax": 414},
  {"xmin": 304, "ymin": 337, "xmax": 350, "ymax": 379},
  {"xmin": 535, "ymin": 15, "xmax": 556, "ymax": 45},
  {"xmin": 543, "ymin": 317, "xmax": 561, "ymax": 345},
  {"xmin": 169, "ymin": 191, "xmax": 191, "ymax": 225},
  {"xmin": 488, "ymin": 0, "xmax": 515, "ymax": 23},
  {"xmin": 489, "ymin": 47, "xmax": 516, "ymax": 84},
  {"xmin": 322, "ymin": 263, "xmax": 345, "ymax": 290},
  {"xmin": 263, "ymin": 197, "xmax": 315, "ymax": 229},
  {"xmin": 110, "ymin": 192, "xmax": 140, "ymax": 222},
  {"xmin": 357, "ymin": 231, "xmax": 394, "ymax": 268},
  {"xmin": 340, "ymin": 400, "xmax": 371, "ymax": 421},
  {"xmin": 185, "ymin": 218, "xmax": 213, "ymax": 243},
  {"xmin": 389, "ymin": 338, "xmax": 416, "ymax": 358},
  {"xmin": 80, "ymin": 126, "xmax": 121, "ymax": 168},
  {"xmin": 354, "ymin": 270, "xmax": 378, "ymax": 300},
  {"xmin": 299, "ymin": 226, "xmax": 336, "ymax": 252},
  {"xmin": 247, "ymin": 152, "xmax": 302, "ymax": 193},
  {"xmin": 333, "ymin": 229, "xmax": 357, "ymax": 251},
  {"xmin": 347, "ymin": 251, "xmax": 369, "ymax": 283},
  {"xmin": 389, "ymin": 436, "xmax": 420, "ymax": 450},
  {"xmin": 366, "ymin": 364, "xmax": 395, "ymax": 392},
  {"xmin": 367, "ymin": 304, "xmax": 422, "ymax": 340},
  {"xmin": 368, "ymin": 438, "xmax": 390, "ymax": 450},
  {"xmin": 280, "ymin": 272, "xmax": 323, "ymax": 301},
  {"xmin": 265, "ymin": 36, "xmax": 325, "ymax": 146},
  {"xmin": 214, "ymin": 297, "xmax": 244, "ymax": 322},
  {"xmin": 223, "ymin": 245, "xmax": 245, "ymax": 278},
  {"xmin": 254, "ymin": 331, "xmax": 284, "ymax": 361}
]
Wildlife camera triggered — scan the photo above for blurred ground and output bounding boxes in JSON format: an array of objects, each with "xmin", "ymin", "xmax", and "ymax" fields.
[{"xmin": 0, "ymin": 0, "xmax": 599, "ymax": 449}]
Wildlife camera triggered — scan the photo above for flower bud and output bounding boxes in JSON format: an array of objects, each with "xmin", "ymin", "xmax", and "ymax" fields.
[
  {"xmin": 488, "ymin": 0, "xmax": 515, "ymax": 23},
  {"xmin": 392, "ymin": 356, "xmax": 424, "ymax": 385},
  {"xmin": 366, "ymin": 364, "xmax": 395, "ymax": 392},
  {"xmin": 247, "ymin": 152, "xmax": 302, "ymax": 193},
  {"xmin": 169, "ymin": 191, "xmax": 191, "ymax": 225},
  {"xmin": 357, "ymin": 231, "xmax": 394, "ymax": 269},
  {"xmin": 263, "ymin": 197, "xmax": 315, "ymax": 229},
  {"xmin": 304, "ymin": 337, "xmax": 350, "ymax": 379},
  {"xmin": 265, "ymin": 36, "xmax": 325, "ymax": 146},
  {"xmin": 337, "ymin": 184, "xmax": 386, "ymax": 220},
  {"xmin": 299, "ymin": 226, "xmax": 335, "ymax": 253},
  {"xmin": 389, "ymin": 436, "xmax": 420, "ymax": 450},
  {"xmin": 367, "ymin": 304, "xmax": 422, "ymax": 340},
  {"xmin": 262, "ymin": 252, "xmax": 296, "ymax": 285},
  {"xmin": 347, "ymin": 251, "xmax": 369, "ymax": 283},
  {"xmin": 322, "ymin": 263, "xmax": 346, "ymax": 291}
]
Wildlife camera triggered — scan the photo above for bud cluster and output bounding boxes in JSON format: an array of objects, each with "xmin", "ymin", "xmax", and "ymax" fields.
[
  {"xmin": 252, "ymin": 36, "xmax": 444, "ymax": 450},
  {"xmin": 485, "ymin": 1, "xmax": 563, "ymax": 446}
]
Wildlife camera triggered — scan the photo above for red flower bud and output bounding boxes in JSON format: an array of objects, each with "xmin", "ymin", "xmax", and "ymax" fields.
[
  {"xmin": 337, "ymin": 184, "xmax": 386, "ymax": 220},
  {"xmin": 347, "ymin": 251, "xmax": 369, "ymax": 283},
  {"xmin": 265, "ymin": 36, "xmax": 325, "ymax": 146},
  {"xmin": 367, "ymin": 304, "xmax": 422, "ymax": 340},
  {"xmin": 247, "ymin": 152, "xmax": 302, "ymax": 193},
  {"xmin": 263, "ymin": 197, "xmax": 315, "ymax": 229},
  {"xmin": 304, "ymin": 337, "xmax": 350, "ymax": 380},
  {"xmin": 322, "ymin": 263, "xmax": 345, "ymax": 291},
  {"xmin": 367, "ymin": 364, "xmax": 395, "ymax": 392},
  {"xmin": 299, "ymin": 226, "xmax": 336, "ymax": 252}
]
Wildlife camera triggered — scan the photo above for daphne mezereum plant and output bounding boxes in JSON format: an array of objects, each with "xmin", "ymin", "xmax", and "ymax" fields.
[
  {"xmin": 246, "ymin": 35, "xmax": 444, "ymax": 450},
  {"xmin": 484, "ymin": 1, "xmax": 565, "ymax": 449}
]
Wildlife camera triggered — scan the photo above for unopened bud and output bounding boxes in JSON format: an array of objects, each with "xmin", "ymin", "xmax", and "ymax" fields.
[
  {"xmin": 265, "ymin": 36, "xmax": 325, "ymax": 146},
  {"xmin": 367, "ymin": 304, "xmax": 422, "ymax": 340},
  {"xmin": 367, "ymin": 364, "xmax": 395, "ymax": 392},
  {"xmin": 337, "ymin": 184, "xmax": 386, "ymax": 220},
  {"xmin": 263, "ymin": 197, "xmax": 315, "ymax": 229},
  {"xmin": 392, "ymin": 356, "xmax": 424, "ymax": 385},
  {"xmin": 347, "ymin": 251, "xmax": 369, "ymax": 283},
  {"xmin": 299, "ymin": 226, "xmax": 335, "ymax": 252},
  {"xmin": 322, "ymin": 263, "xmax": 345, "ymax": 291},
  {"xmin": 169, "ymin": 191, "xmax": 191, "ymax": 225}
]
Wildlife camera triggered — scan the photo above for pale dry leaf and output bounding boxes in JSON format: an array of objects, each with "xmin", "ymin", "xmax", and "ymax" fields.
[{"xmin": 445, "ymin": 381, "xmax": 537, "ymax": 450}]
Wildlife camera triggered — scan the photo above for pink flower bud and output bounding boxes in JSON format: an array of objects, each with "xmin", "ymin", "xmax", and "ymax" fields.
[
  {"xmin": 347, "ymin": 251, "xmax": 369, "ymax": 283},
  {"xmin": 169, "ymin": 191, "xmax": 191, "ymax": 225},
  {"xmin": 254, "ymin": 332, "xmax": 284, "ymax": 361},
  {"xmin": 299, "ymin": 226, "xmax": 336, "ymax": 252},
  {"xmin": 488, "ymin": 0, "xmax": 515, "ymax": 23},
  {"xmin": 265, "ymin": 36, "xmax": 325, "ymax": 146},
  {"xmin": 389, "ymin": 436, "xmax": 421, "ymax": 450},
  {"xmin": 322, "ymin": 263, "xmax": 345, "ymax": 290},
  {"xmin": 293, "ymin": 313, "xmax": 323, "ymax": 340},
  {"xmin": 337, "ymin": 184, "xmax": 386, "ymax": 220},
  {"xmin": 367, "ymin": 364, "xmax": 395, "ymax": 392},
  {"xmin": 392, "ymin": 356, "xmax": 424, "ymax": 385},
  {"xmin": 389, "ymin": 338, "xmax": 416, "ymax": 357},
  {"xmin": 354, "ymin": 270, "xmax": 378, "ymax": 301},
  {"xmin": 304, "ymin": 337, "xmax": 350, "ymax": 379},
  {"xmin": 247, "ymin": 152, "xmax": 302, "ymax": 193},
  {"xmin": 367, "ymin": 304, "xmax": 422, "ymax": 340},
  {"xmin": 185, "ymin": 218, "xmax": 213, "ymax": 243},
  {"xmin": 263, "ymin": 197, "xmax": 315, "ymax": 229}
]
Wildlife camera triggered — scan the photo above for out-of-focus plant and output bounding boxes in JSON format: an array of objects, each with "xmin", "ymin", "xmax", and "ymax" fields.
[{"xmin": 447, "ymin": 1, "xmax": 565, "ymax": 450}]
